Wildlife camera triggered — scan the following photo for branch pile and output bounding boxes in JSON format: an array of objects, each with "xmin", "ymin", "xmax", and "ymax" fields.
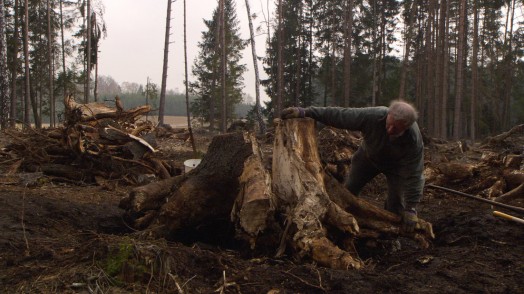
[
  {"xmin": 425, "ymin": 124, "xmax": 524, "ymax": 204},
  {"xmin": 0, "ymin": 96, "xmax": 188, "ymax": 186}
]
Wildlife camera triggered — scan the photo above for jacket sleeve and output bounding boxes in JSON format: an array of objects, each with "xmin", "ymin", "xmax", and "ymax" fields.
[{"xmin": 307, "ymin": 106, "xmax": 387, "ymax": 131}]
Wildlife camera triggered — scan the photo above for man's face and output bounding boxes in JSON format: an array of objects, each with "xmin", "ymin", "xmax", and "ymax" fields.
[{"xmin": 386, "ymin": 114, "xmax": 409, "ymax": 138}]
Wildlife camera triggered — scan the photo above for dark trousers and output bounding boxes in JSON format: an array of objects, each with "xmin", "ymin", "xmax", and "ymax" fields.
[{"xmin": 345, "ymin": 148, "xmax": 405, "ymax": 214}]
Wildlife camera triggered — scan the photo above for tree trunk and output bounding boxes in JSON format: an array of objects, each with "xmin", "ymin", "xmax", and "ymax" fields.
[
  {"xmin": 219, "ymin": 0, "xmax": 227, "ymax": 133},
  {"xmin": 183, "ymin": 0, "xmax": 196, "ymax": 153},
  {"xmin": 399, "ymin": 0, "xmax": 416, "ymax": 100},
  {"xmin": 60, "ymin": 0, "xmax": 67, "ymax": 103},
  {"xmin": 0, "ymin": 0, "xmax": 10, "ymax": 129},
  {"xmin": 47, "ymin": 0, "xmax": 56, "ymax": 127},
  {"xmin": 86, "ymin": 0, "xmax": 91, "ymax": 103},
  {"xmin": 342, "ymin": 0, "xmax": 353, "ymax": 108},
  {"xmin": 276, "ymin": 0, "xmax": 283, "ymax": 116},
  {"xmin": 158, "ymin": 0, "xmax": 173, "ymax": 125},
  {"xmin": 470, "ymin": 0, "xmax": 479, "ymax": 141},
  {"xmin": 244, "ymin": 0, "xmax": 266, "ymax": 134},
  {"xmin": 23, "ymin": 0, "xmax": 31, "ymax": 128},
  {"xmin": 453, "ymin": 0, "xmax": 467, "ymax": 140}
]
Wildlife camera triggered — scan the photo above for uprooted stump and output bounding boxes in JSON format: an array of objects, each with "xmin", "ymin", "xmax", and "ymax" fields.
[{"xmin": 120, "ymin": 118, "xmax": 434, "ymax": 270}]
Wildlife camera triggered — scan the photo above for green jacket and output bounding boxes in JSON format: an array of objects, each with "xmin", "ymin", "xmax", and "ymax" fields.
[{"xmin": 307, "ymin": 106, "xmax": 425, "ymax": 206}]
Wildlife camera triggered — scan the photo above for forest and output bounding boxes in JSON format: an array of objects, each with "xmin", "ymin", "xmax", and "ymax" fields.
[
  {"xmin": 1, "ymin": 1, "xmax": 524, "ymax": 292},
  {"xmin": 1, "ymin": 0, "xmax": 524, "ymax": 136}
]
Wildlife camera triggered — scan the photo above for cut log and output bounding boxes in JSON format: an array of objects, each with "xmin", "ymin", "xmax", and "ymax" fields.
[{"xmin": 437, "ymin": 162, "xmax": 476, "ymax": 181}]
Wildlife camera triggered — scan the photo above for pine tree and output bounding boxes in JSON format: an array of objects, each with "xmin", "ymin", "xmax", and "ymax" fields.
[
  {"xmin": 190, "ymin": 0, "xmax": 246, "ymax": 126},
  {"xmin": 262, "ymin": 0, "xmax": 315, "ymax": 115}
]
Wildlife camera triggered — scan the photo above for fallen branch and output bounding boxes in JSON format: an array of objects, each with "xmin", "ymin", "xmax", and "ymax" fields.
[{"xmin": 427, "ymin": 184, "xmax": 524, "ymax": 214}]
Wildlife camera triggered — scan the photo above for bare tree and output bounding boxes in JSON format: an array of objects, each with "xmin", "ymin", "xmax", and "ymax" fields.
[
  {"xmin": 0, "ymin": 0, "xmax": 10, "ymax": 128},
  {"xmin": 9, "ymin": 0, "xmax": 19, "ymax": 128},
  {"xmin": 453, "ymin": 0, "xmax": 467, "ymax": 140},
  {"xmin": 399, "ymin": 0, "xmax": 417, "ymax": 100},
  {"xmin": 244, "ymin": 0, "xmax": 265, "ymax": 133},
  {"xmin": 158, "ymin": 0, "xmax": 174, "ymax": 126},
  {"xmin": 85, "ymin": 0, "xmax": 91, "ymax": 103},
  {"xmin": 59, "ymin": 0, "xmax": 67, "ymax": 101},
  {"xmin": 502, "ymin": 0, "xmax": 516, "ymax": 130},
  {"xmin": 23, "ymin": 0, "xmax": 31, "ymax": 127},
  {"xmin": 342, "ymin": 0, "xmax": 353, "ymax": 107},
  {"xmin": 470, "ymin": 0, "xmax": 479, "ymax": 140},
  {"xmin": 219, "ymin": 0, "xmax": 226, "ymax": 133},
  {"xmin": 276, "ymin": 0, "xmax": 283, "ymax": 117},
  {"xmin": 47, "ymin": 0, "xmax": 56, "ymax": 127},
  {"xmin": 183, "ymin": 0, "xmax": 196, "ymax": 152}
]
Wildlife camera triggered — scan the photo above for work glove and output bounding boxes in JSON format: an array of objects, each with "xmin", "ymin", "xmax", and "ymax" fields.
[
  {"xmin": 281, "ymin": 107, "xmax": 306, "ymax": 119},
  {"xmin": 401, "ymin": 208, "xmax": 418, "ymax": 233}
]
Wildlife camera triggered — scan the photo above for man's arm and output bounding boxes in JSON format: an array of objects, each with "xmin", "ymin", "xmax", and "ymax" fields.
[{"xmin": 307, "ymin": 106, "xmax": 387, "ymax": 131}]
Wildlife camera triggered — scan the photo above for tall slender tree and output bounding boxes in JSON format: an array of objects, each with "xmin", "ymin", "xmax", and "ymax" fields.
[
  {"xmin": 158, "ymin": 0, "xmax": 173, "ymax": 125},
  {"xmin": 453, "ymin": 0, "xmax": 467, "ymax": 140},
  {"xmin": 47, "ymin": 0, "xmax": 55, "ymax": 127},
  {"xmin": 190, "ymin": 0, "xmax": 246, "ymax": 125},
  {"xmin": 244, "ymin": 0, "xmax": 266, "ymax": 133},
  {"xmin": 22, "ymin": 0, "xmax": 30, "ymax": 127},
  {"xmin": 183, "ymin": 0, "xmax": 196, "ymax": 153},
  {"xmin": 0, "ymin": 0, "xmax": 10, "ymax": 128}
]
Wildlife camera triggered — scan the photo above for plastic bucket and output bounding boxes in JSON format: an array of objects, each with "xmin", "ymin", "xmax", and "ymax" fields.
[{"xmin": 184, "ymin": 159, "xmax": 202, "ymax": 173}]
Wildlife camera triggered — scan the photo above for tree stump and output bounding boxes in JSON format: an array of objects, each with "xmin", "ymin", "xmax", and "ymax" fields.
[{"xmin": 120, "ymin": 119, "xmax": 435, "ymax": 270}]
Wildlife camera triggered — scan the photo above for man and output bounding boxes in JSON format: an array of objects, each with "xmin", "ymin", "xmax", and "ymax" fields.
[{"xmin": 281, "ymin": 100, "xmax": 424, "ymax": 233}]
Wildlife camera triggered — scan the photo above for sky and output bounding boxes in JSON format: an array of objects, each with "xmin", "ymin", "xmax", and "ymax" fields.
[{"xmin": 97, "ymin": 0, "xmax": 273, "ymax": 103}]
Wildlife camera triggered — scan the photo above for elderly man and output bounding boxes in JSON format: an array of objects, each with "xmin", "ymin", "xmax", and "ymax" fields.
[{"xmin": 281, "ymin": 100, "xmax": 425, "ymax": 233}]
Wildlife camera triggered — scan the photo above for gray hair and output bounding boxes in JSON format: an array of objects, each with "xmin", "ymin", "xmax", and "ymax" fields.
[{"xmin": 388, "ymin": 100, "xmax": 418, "ymax": 126}]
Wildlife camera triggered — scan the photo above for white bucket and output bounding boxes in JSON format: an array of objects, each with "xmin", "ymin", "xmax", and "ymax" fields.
[{"xmin": 184, "ymin": 159, "xmax": 202, "ymax": 173}]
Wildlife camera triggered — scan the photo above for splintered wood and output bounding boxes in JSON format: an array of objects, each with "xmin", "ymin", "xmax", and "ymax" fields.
[{"xmin": 120, "ymin": 118, "xmax": 435, "ymax": 270}]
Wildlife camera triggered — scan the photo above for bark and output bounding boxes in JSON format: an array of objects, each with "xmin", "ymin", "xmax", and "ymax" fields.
[
  {"xmin": 86, "ymin": 0, "xmax": 91, "ymax": 103},
  {"xmin": 276, "ymin": 0, "xmax": 283, "ymax": 116},
  {"xmin": 453, "ymin": 0, "xmax": 467, "ymax": 140},
  {"xmin": 219, "ymin": 0, "xmax": 227, "ymax": 133},
  {"xmin": 23, "ymin": 0, "xmax": 30, "ymax": 127},
  {"xmin": 244, "ymin": 0, "xmax": 266, "ymax": 134},
  {"xmin": 0, "ymin": 0, "xmax": 9, "ymax": 128},
  {"xmin": 342, "ymin": 0, "xmax": 353, "ymax": 107},
  {"xmin": 159, "ymin": 132, "xmax": 262, "ymax": 234},
  {"xmin": 47, "ymin": 0, "xmax": 55, "ymax": 127},
  {"xmin": 158, "ymin": 0, "xmax": 173, "ymax": 125},
  {"xmin": 183, "ymin": 0, "xmax": 197, "ymax": 153}
]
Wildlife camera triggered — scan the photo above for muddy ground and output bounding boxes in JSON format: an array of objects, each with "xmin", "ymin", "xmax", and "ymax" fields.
[{"xmin": 0, "ymin": 130, "xmax": 523, "ymax": 293}]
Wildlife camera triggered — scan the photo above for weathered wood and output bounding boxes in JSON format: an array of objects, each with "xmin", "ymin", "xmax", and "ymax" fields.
[
  {"xmin": 272, "ymin": 118, "xmax": 362, "ymax": 270},
  {"xmin": 64, "ymin": 95, "xmax": 151, "ymax": 123},
  {"xmin": 158, "ymin": 132, "xmax": 260, "ymax": 234},
  {"xmin": 231, "ymin": 138, "xmax": 274, "ymax": 248},
  {"xmin": 119, "ymin": 175, "xmax": 186, "ymax": 213},
  {"xmin": 437, "ymin": 162, "xmax": 476, "ymax": 181},
  {"xmin": 495, "ymin": 183, "xmax": 524, "ymax": 203},
  {"xmin": 324, "ymin": 173, "xmax": 435, "ymax": 248},
  {"xmin": 481, "ymin": 124, "xmax": 524, "ymax": 146}
]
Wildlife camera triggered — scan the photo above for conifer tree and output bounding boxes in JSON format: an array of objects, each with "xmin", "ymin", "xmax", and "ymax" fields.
[{"xmin": 190, "ymin": 0, "xmax": 246, "ymax": 126}]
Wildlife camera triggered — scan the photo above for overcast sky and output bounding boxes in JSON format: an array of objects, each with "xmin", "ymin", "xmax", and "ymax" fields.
[{"xmin": 98, "ymin": 0, "xmax": 273, "ymax": 102}]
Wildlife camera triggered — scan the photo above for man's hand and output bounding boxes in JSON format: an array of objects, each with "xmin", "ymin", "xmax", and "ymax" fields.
[
  {"xmin": 401, "ymin": 209, "xmax": 418, "ymax": 233},
  {"xmin": 281, "ymin": 107, "xmax": 306, "ymax": 119}
]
